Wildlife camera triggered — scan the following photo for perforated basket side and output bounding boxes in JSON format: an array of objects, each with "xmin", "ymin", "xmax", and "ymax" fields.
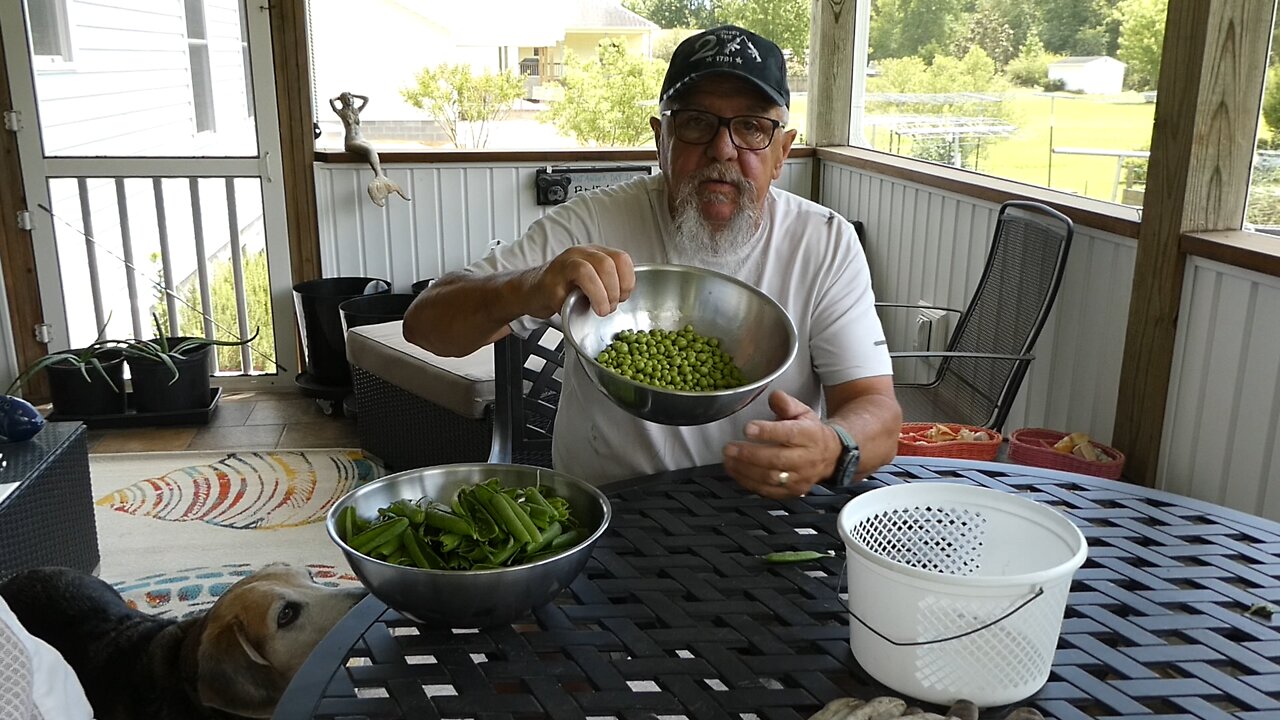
[{"xmin": 848, "ymin": 503, "xmax": 989, "ymax": 576}]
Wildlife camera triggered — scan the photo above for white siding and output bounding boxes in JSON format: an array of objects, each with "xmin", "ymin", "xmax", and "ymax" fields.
[
  {"xmin": 313, "ymin": 157, "xmax": 812, "ymax": 289},
  {"xmin": 1161, "ymin": 258, "xmax": 1280, "ymax": 521},
  {"xmin": 38, "ymin": 0, "xmax": 194, "ymax": 155},
  {"xmin": 818, "ymin": 161, "xmax": 1136, "ymax": 443}
]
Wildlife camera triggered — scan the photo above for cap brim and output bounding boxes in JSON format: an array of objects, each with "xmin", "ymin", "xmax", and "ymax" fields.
[{"xmin": 662, "ymin": 69, "xmax": 789, "ymax": 109}]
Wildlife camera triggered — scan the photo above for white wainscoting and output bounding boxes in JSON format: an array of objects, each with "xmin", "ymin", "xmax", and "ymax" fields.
[
  {"xmin": 1162, "ymin": 257, "xmax": 1280, "ymax": 521},
  {"xmin": 314, "ymin": 158, "xmax": 813, "ymax": 292},
  {"xmin": 818, "ymin": 162, "xmax": 1137, "ymax": 442}
]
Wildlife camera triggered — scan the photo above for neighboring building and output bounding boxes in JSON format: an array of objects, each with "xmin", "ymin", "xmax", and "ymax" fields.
[
  {"xmin": 517, "ymin": 0, "xmax": 658, "ymax": 102},
  {"xmin": 1047, "ymin": 56, "xmax": 1127, "ymax": 95}
]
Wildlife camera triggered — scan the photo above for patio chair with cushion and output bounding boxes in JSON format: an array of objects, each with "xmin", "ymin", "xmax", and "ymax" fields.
[
  {"xmin": 878, "ymin": 200, "xmax": 1074, "ymax": 432},
  {"xmin": 488, "ymin": 325, "xmax": 564, "ymax": 468}
]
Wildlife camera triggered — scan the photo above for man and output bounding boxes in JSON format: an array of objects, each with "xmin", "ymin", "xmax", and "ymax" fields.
[{"xmin": 404, "ymin": 25, "xmax": 901, "ymax": 497}]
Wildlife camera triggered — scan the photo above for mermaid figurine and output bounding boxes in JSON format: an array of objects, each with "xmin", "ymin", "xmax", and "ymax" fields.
[{"xmin": 330, "ymin": 91, "xmax": 410, "ymax": 207}]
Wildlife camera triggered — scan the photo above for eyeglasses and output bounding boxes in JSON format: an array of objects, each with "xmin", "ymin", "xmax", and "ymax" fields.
[{"xmin": 660, "ymin": 109, "xmax": 782, "ymax": 151}]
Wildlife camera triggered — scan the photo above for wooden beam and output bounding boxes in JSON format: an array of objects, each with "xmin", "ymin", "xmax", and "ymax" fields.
[
  {"xmin": 269, "ymin": 0, "xmax": 320, "ymax": 286},
  {"xmin": 806, "ymin": 0, "xmax": 855, "ymax": 147},
  {"xmin": 1112, "ymin": 0, "xmax": 1275, "ymax": 486},
  {"xmin": 1181, "ymin": 230, "xmax": 1280, "ymax": 278},
  {"xmin": 0, "ymin": 27, "xmax": 49, "ymax": 400}
]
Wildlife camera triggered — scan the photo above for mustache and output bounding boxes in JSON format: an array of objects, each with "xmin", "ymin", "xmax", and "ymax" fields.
[{"xmin": 689, "ymin": 164, "xmax": 753, "ymax": 194}]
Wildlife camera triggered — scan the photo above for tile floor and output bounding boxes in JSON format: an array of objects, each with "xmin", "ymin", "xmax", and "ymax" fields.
[{"xmin": 84, "ymin": 390, "xmax": 360, "ymax": 454}]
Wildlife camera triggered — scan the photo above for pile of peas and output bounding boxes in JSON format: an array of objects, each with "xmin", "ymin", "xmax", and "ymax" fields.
[{"xmin": 594, "ymin": 325, "xmax": 747, "ymax": 391}]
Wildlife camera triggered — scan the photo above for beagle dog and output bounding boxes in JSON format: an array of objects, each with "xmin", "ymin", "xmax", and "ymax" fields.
[{"xmin": 0, "ymin": 563, "xmax": 366, "ymax": 719}]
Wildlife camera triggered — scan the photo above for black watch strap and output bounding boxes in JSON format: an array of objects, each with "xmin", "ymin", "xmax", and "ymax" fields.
[{"xmin": 826, "ymin": 421, "xmax": 861, "ymax": 487}]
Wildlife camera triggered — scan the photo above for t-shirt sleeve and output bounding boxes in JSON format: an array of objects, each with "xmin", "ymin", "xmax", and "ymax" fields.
[{"xmin": 808, "ymin": 218, "xmax": 893, "ymax": 385}]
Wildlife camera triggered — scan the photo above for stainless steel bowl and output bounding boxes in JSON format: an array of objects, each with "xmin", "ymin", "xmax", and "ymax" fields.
[
  {"xmin": 327, "ymin": 463, "xmax": 611, "ymax": 627},
  {"xmin": 561, "ymin": 263, "xmax": 798, "ymax": 426}
]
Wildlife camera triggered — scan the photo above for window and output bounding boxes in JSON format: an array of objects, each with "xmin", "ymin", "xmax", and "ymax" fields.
[
  {"xmin": 27, "ymin": 0, "xmax": 72, "ymax": 62},
  {"xmin": 854, "ymin": 0, "xmax": 1165, "ymax": 207},
  {"xmin": 185, "ymin": 0, "xmax": 216, "ymax": 133},
  {"xmin": 1246, "ymin": 11, "xmax": 1280, "ymax": 231},
  {"xmin": 239, "ymin": 2, "xmax": 255, "ymax": 119},
  {"xmin": 307, "ymin": 2, "xmax": 812, "ymax": 150}
]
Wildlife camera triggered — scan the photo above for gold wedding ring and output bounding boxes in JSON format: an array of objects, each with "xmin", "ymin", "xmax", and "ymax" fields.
[{"xmin": 776, "ymin": 471, "xmax": 791, "ymax": 486}]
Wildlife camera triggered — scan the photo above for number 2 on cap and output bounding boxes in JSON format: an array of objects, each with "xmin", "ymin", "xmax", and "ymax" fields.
[{"xmin": 690, "ymin": 35, "xmax": 717, "ymax": 62}]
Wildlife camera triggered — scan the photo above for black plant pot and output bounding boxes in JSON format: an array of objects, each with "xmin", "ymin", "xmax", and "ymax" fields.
[
  {"xmin": 128, "ymin": 340, "xmax": 213, "ymax": 414},
  {"xmin": 46, "ymin": 350, "xmax": 127, "ymax": 417},
  {"xmin": 293, "ymin": 277, "xmax": 390, "ymax": 386}
]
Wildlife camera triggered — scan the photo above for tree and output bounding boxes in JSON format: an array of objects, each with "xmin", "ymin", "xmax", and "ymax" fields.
[
  {"xmin": 542, "ymin": 39, "xmax": 665, "ymax": 147},
  {"xmin": 717, "ymin": 0, "xmax": 810, "ymax": 68},
  {"xmin": 957, "ymin": 0, "xmax": 1041, "ymax": 69},
  {"xmin": 622, "ymin": 0, "xmax": 715, "ymax": 29},
  {"xmin": 1037, "ymin": 0, "xmax": 1108, "ymax": 55},
  {"xmin": 401, "ymin": 64, "xmax": 524, "ymax": 149},
  {"xmin": 1115, "ymin": 0, "xmax": 1166, "ymax": 91},
  {"xmin": 869, "ymin": 0, "xmax": 965, "ymax": 62},
  {"xmin": 1005, "ymin": 36, "xmax": 1058, "ymax": 87},
  {"xmin": 1263, "ymin": 71, "xmax": 1280, "ymax": 136}
]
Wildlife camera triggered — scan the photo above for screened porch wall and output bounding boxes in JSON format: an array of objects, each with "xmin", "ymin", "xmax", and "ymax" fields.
[{"xmin": 312, "ymin": 158, "xmax": 813, "ymax": 291}]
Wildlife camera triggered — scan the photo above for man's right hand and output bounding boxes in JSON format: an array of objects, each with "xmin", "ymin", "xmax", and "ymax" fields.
[{"xmin": 524, "ymin": 246, "xmax": 635, "ymax": 319}]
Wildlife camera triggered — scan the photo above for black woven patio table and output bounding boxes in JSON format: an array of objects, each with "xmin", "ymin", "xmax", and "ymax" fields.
[{"xmin": 274, "ymin": 457, "xmax": 1280, "ymax": 720}]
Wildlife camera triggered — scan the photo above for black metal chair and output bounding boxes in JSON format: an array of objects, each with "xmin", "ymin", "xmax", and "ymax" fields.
[
  {"xmin": 878, "ymin": 200, "xmax": 1074, "ymax": 432},
  {"xmin": 487, "ymin": 324, "xmax": 564, "ymax": 468}
]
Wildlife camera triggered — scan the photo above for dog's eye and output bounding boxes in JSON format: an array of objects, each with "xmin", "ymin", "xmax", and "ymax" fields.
[{"xmin": 277, "ymin": 602, "xmax": 301, "ymax": 628}]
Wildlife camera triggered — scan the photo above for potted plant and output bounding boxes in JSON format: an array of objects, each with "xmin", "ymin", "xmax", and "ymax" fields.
[
  {"xmin": 123, "ymin": 316, "xmax": 259, "ymax": 413},
  {"xmin": 7, "ymin": 341, "xmax": 129, "ymax": 418}
]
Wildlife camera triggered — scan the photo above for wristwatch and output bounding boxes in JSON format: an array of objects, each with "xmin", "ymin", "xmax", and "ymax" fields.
[{"xmin": 826, "ymin": 421, "xmax": 861, "ymax": 487}]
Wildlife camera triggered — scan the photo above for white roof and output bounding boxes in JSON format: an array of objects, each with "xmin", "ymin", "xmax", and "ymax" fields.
[{"xmin": 1049, "ymin": 56, "xmax": 1126, "ymax": 68}]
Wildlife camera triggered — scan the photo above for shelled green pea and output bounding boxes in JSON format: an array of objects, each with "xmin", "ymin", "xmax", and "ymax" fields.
[{"xmin": 594, "ymin": 325, "xmax": 747, "ymax": 391}]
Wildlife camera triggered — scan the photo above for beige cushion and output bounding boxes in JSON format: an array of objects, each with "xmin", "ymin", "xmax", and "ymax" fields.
[{"xmin": 345, "ymin": 320, "xmax": 494, "ymax": 419}]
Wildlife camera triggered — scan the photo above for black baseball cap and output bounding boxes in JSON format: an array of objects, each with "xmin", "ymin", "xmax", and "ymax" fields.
[{"xmin": 660, "ymin": 25, "xmax": 790, "ymax": 109}]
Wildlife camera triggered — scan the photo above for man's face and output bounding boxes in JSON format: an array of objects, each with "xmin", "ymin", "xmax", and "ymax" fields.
[{"xmin": 650, "ymin": 76, "xmax": 796, "ymax": 233}]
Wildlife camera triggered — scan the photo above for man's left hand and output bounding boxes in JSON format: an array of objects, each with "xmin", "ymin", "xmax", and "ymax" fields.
[{"xmin": 723, "ymin": 390, "xmax": 841, "ymax": 499}]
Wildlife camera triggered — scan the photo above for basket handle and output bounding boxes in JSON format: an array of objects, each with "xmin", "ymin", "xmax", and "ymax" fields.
[{"xmin": 839, "ymin": 562, "xmax": 1046, "ymax": 647}]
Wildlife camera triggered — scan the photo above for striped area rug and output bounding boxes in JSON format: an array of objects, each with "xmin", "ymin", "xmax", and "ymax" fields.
[{"xmin": 90, "ymin": 449, "xmax": 380, "ymax": 614}]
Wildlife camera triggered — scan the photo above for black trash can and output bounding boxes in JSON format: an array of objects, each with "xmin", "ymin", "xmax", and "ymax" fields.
[
  {"xmin": 410, "ymin": 278, "xmax": 436, "ymax": 295},
  {"xmin": 293, "ymin": 277, "xmax": 389, "ymax": 386},
  {"xmin": 339, "ymin": 293, "xmax": 415, "ymax": 336}
]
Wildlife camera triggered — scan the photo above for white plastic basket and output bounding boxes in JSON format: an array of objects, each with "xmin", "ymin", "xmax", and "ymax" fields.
[{"xmin": 837, "ymin": 483, "xmax": 1087, "ymax": 707}]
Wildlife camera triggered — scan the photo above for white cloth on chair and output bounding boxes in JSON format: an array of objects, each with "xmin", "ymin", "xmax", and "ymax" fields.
[{"xmin": 0, "ymin": 595, "xmax": 93, "ymax": 720}]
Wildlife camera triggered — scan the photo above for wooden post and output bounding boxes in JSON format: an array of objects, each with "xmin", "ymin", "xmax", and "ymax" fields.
[
  {"xmin": 0, "ymin": 28, "xmax": 49, "ymax": 400},
  {"xmin": 269, "ymin": 0, "xmax": 321, "ymax": 286},
  {"xmin": 1112, "ymin": 0, "xmax": 1275, "ymax": 486},
  {"xmin": 806, "ymin": 0, "xmax": 857, "ymax": 197}
]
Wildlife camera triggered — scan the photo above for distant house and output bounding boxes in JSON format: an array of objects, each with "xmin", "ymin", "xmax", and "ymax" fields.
[
  {"xmin": 1047, "ymin": 56, "xmax": 1127, "ymax": 95},
  {"xmin": 520, "ymin": 0, "xmax": 659, "ymax": 102}
]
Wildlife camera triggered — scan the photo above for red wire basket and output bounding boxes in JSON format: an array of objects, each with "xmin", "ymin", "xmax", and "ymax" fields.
[
  {"xmin": 897, "ymin": 422, "xmax": 1002, "ymax": 461},
  {"xmin": 1009, "ymin": 427, "xmax": 1126, "ymax": 480}
]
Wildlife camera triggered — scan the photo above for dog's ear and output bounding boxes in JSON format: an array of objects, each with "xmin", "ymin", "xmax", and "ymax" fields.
[{"xmin": 197, "ymin": 616, "xmax": 286, "ymax": 719}]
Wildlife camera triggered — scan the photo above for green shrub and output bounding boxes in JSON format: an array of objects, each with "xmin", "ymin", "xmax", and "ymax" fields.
[{"xmin": 154, "ymin": 250, "xmax": 275, "ymax": 374}]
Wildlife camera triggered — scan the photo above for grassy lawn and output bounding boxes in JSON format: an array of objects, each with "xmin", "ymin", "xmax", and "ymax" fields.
[{"xmin": 860, "ymin": 89, "xmax": 1157, "ymax": 204}]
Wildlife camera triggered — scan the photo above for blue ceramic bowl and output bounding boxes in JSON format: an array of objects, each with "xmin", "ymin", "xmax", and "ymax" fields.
[{"xmin": 0, "ymin": 395, "xmax": 45, "ymax": 442}]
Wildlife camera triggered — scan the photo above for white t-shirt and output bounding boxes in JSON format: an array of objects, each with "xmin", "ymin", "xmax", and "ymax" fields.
[
  {"xmin": 465, "ymin": 173, "xmax": 891, "ymax": 484},
  {"xmin": 0, "ymin": 596, "xmax": 95, "ymax": 720}
]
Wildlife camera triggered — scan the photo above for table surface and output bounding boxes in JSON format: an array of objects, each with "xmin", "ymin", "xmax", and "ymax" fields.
[{"xmin": 275, "ymin": 457, "xmax": 1280, "ymax": 720}]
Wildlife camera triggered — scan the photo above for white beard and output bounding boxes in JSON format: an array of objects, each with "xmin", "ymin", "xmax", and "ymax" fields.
[{"xmin": 666, "ymin": 168, "xmax": 764, "ymax": 277}]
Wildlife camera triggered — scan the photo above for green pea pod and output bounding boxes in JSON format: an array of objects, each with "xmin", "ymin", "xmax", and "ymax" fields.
[
  {"xmin": 549, "ymin": 527, "xmax": 588, "ymax": 551},
  {"xmin": 349, "ymin": 517, "xmax": 410, "ymax": 555},
  {"xmin": 424, "ymin": 506, "xmax": 475, "ymax": 538},
  {"xmin": 369, "ymin": 528, "xmax": 404, "ymax": 558},
  {"xmin": 762, "ymin": 550, "xmax": 835, "ymax": 564},
  {"xmin": 523, "ymin": 549, "xmax": 563, "ymax": 564},
  {"xmin": 500, "ymin": 492, "xmax": 542, "ymax": 544},
  {"xmin": 488, "ymin": 540, "xmax": 522, "ymax": 566},
  {"xmin": 437, "ymin": 532, "xmax": 465, "ymax": 552},
  {"xmin": 525, "ymin": 503, "xmax": 555, "ymax": 528},
  {"xmin": 523, "ymin": 486, "xmax": 553, "ymax": 510},
  {"xmin": 462, "ymin": 493, "xmax": 499, "ymax": 540},
  {"xmin": 338, "ymin": 506, "xmax": 357, "ymax": 544},
  {"xmin": 386, "ymin": 499, "xmax": 425, "ymax": 525},
  {"xmin": 547, "ymin": 497, "xmax": 571, "ymax": 522},
  {"xmin": 525, "ymin": 521, "xmax": 562, "ymax": 554},
  {"xmin": 401, "ymin": 528, "xmax": 432, "ymax": 569},
  {"xmin": 449, "ymin": 494, "xmax": 470, "ymax": 520},
  {"xmin": 479, "ymin": 487, "xmax": 531, "ymax": 543}
]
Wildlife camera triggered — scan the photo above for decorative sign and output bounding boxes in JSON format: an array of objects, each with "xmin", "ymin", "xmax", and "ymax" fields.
[{"xmin": 535, "ymin": 165, "xmax": 652, "ymax": 205}]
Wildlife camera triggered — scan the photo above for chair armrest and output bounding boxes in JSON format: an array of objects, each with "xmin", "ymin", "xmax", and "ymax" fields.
[
  {"xmin": 875, "ymin": 302, "xmax": 966, "ymax": 315},
  {"xmin": 890, "ymin": 351, "xmax": 1034, "ymax": 362}
]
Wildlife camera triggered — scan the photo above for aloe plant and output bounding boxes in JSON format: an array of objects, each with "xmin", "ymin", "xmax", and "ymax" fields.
[
  {"xmin": 5, "ymin": 341, "xmax": 127, "ymax": 395},
  {"xmin": 120, "ymin": 314, "xmax": 260, "ymax": 385}
]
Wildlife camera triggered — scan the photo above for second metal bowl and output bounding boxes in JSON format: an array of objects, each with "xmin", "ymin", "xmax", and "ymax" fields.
[{"xmin": 561, "ymin": 263, "xmax": 797, "ymax": 426}]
